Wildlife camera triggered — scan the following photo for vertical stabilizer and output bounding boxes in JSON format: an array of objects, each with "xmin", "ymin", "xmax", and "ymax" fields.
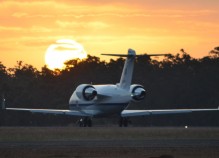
[
  {"xmin": 101, "ymin": 48, "xmax": 136, "ymax": 90},
  {"xmin": 119, "ymin": 49, "xmax": 136, "ymax": 90}
]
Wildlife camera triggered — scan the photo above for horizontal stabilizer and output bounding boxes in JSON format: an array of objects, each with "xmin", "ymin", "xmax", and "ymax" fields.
[
  {"xmin": 145, "ymin": 54, "xmax": 169, "ymax": 57},
  {"xmin": 101, "ymin": 54, "xmax": 133, "ymax": 57},
  {"xmin": 101, "ymin": 53, "xmax": 169, "ymax": 57}
]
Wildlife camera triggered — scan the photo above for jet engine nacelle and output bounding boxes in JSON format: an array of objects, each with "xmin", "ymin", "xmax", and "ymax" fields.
[
  {"xmin": 75, "ymin": 84, "xmax": 97, "ymax": 101},
  {"xmin": 130, "ymin": 84, "xmax": 146, "ymax": 102}
]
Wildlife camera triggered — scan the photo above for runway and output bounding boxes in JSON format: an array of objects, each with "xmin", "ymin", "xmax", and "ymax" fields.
[
  {"xmin": 0, "ymin": 127, "xmax": 219, "ymax": 158},
  {"xmin": 1, "ymin": 139, "xmax": 219, "ymax": 148}
]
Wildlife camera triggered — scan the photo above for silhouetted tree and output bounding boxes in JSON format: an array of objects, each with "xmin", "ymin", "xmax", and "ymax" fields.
[{"xmin": 209, "ymin": 46, "xmax": 219, "ymax": 58}]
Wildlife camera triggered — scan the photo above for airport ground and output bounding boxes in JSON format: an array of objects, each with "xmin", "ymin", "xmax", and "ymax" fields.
[{"xmin": 0, "ymin": 127, "xmax": 218, "ymax": 158}]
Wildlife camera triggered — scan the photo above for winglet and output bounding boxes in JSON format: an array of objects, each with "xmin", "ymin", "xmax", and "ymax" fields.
[{"xmin": 1, "ymin": 95, "xmax": 6, "ymax": 110}]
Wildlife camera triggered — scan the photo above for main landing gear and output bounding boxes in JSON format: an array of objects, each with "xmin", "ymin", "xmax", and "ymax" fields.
[
  {"xmin": 119, "ymin": 117, "xmax": 130, "ymax": 127},
  {"xmin": 77, "ymin": 117, "xmax": 130, "ymax": 127},
  {"xmin": 78, "ymin": 117, "xmax": 92, "ymax": 127}
]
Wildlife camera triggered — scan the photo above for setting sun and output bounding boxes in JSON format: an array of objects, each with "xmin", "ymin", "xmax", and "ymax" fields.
[{"xmin": 45, "ymin": 39, "xmax": 87, "ymax": 70}]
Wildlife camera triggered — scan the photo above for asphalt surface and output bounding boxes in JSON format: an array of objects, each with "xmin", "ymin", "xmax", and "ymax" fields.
[
  {"xmin": 1, "ymin": 139, "xmax": 219, "ymax": 148},
  {"xmin": 0, "ymin": 128, "xmax": 218, "ymax": 158}
]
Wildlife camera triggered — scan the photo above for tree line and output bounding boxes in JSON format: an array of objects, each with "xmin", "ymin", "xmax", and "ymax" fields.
[{"xmin": 0, "ymin": 47, "xmax": 219, "ymax": 126}]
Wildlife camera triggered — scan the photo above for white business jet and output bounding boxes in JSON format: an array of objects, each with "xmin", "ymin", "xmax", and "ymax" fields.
[{"xmin": 2, "ymin": 49, "xmax": 218, "ymax": 127}]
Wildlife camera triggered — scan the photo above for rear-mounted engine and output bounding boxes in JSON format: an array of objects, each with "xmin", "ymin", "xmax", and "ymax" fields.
[
  {"xmin": 83, "ymin": 85, "xmax": 97, "ymax": 101},
  {"xmin": 130, "ymin": 84, "xmax": 146, "ymax": 102}
]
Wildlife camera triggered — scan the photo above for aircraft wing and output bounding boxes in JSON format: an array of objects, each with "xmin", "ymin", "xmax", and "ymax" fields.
[
  {"xmin": 5, "ymin": 108, "xmax": 92, "ymax": 117},
  {"xmin": 121, "ymin": 108, "xmax": 219, "ymax": 117}
]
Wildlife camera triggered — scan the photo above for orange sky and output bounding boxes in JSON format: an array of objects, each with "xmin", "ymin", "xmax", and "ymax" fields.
[{"xmin": 0, "ymin": 0, "xmax": 219, "ymax": 70}]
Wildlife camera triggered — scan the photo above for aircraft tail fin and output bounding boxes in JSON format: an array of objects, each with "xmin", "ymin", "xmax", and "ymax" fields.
[
  {"xmin": 102, "ymin": 49, "xmax": 169, "ymax": 90},
  {"xmin": 102, "ymin": 49, "xmax": 136, "ymax": 90},
  {"xmin": 118, "ymin": 49, "xmax": 136, "ymax": 90}
]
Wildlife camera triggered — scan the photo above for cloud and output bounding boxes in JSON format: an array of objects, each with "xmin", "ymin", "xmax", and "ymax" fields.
[
  {"xmin": 86, "ymin": 21, "xmax": 110, "ymax": 29},
  {"xmin": 2, "ymin": 0, "xmax": 218, "ymax": 24},
  {"xmin": 56, "ymin": 20, "xmax": 110, "ymax": 29},
  {"xmin": 55, "ymin": 21, "xmax": 79, "ymax": 28},
  {"xmin": 12, "ymin": 12, "xmax": 28, "ymax": 18},
  {"xmin": 12, "ymin": 12, "xmax": 54, "ymax": 18},
  {"xmin": 22, "ymin": 40, "xmax": 54, "ymax": 47},
  {"xmin": 54, "ymin": 46, "xmax": 78, "ymax": 51},
  {"xmin": 29, "ymin": 26, "xmax": 52, "ymax": 33},
  {"xmin": 0, "ymin": 25, "xmax": 52, "ymax": 34},
  {"xmin": 0, "ymin": 26, "xmax": 22, "ymax": 31}
]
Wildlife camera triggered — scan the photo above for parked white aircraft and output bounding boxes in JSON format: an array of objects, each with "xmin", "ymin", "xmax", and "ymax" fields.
[{"xmin": 1, "ymin": 49, "xmax": 218, "ymax": 126}]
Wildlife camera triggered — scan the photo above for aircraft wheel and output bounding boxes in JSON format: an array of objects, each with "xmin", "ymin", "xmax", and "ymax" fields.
[
  {"xmin": 119, "ymin": 117, "xmax": 129, "ymax": 127},
  {"xmin": 87, "ymin": 118, "xmax": 92, "ymax": 127},
  {"xmin": 119, "ymin": 117, "xmax": 123, "ymax": 127},
  {"xmin": 123, "ymin": 118, "xmax": 128, "ymax": 127},
  {"xmin": 83, "ymin": 117, "xmax": 88, "ymax": 127},
  {"xmin": 78, "ymin": 118, "xmax": 84, "ymax": 127},
  {"xmin": 79, "ymin": 117, "xmax": 92, "ymax": 127}
]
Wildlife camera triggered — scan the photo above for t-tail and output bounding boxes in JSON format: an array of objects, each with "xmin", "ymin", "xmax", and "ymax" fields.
[
  {"xmin": 102, "ymin": 49, "xmax": 168, "ymax": 90},
  {"xmin": 102, "ymin": 49, "xmax": 136, "ymax": 90}
]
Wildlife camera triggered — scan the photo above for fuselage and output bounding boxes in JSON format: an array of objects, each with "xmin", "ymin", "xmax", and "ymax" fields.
[
  {"xmin": 68, "ymin": 49, "xmax": 146, "ymax": 117},
  {"xmin": 69, "ymin": 84, "xmax": 131, "ymax": 117}
]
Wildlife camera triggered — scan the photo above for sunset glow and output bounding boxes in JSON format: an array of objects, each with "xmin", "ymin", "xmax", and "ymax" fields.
[
  {"xmin": 45, "ymin": 39, "xmax": 87, "ymax": 70},
  {"xmin": 0, "ymin": 0, "xmax": 219, "ymax": 69}
]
